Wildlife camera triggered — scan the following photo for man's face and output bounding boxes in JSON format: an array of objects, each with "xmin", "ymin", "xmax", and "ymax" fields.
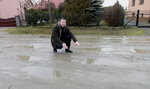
[{"xmin": 60, "ymin": 19, "xmax": 66, "ymax": 27}]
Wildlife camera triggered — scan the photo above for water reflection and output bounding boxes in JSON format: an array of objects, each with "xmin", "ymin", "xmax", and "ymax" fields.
[
  {"xmin": 19, "ymin": 56, "xmax": 48, "ymax": 61},
  {"xmin": 135, "ymin": 49, "xmax": 150, "ymax": 53},
  {"xmin": 3, "ymin": 46, "xmax": 14, "ymax": 48},
  {"xmin": 22, "ymin": 66, "xmax": 63, "ymax": 80},
  {"xmin": 0, "ymin": 51, "xmax": 4, "ymax": 53},
  {"xmin": 86, "ymin": 59, "xmax": 96, "ymax": 65}
]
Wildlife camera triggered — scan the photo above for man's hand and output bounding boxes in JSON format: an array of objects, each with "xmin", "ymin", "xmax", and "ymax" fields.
[
  {"xmin": 62, "ymin": 43, "xmax": 68, "ymax": 49},
  {"xmin": 75, "ymin": 42, "xmax": 80, "ymax": 46}
]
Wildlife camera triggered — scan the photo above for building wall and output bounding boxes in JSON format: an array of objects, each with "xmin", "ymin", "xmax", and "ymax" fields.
[
  {"xmin": 0, "ymin": 0, "xmax": 24, "ymax": 18},
  {"xmin": 51, "ymin": 0, "xmax": 64, "ymax": 8},
  {"xmin": 0, "ymin": 0, "xmax": 64, "ymax": 18},
  {"xmin": 128, "ymin": 0, "xmax": 150, "ymax": 11}
]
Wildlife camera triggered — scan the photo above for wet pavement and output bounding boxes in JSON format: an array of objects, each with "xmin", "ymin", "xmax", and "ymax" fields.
[
  {"xmin": 0, "ymin": 31, "xmax": 150, "ymax": 89},
  {"xmin": 0, "ymin": 27, "xmax": 17, "ymax": 30}
]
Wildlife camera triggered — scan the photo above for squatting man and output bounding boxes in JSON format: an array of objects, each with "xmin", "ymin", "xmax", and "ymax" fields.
[{"xmin": 51, "ymin": 18, "xmax": 80, "ymax": 53}]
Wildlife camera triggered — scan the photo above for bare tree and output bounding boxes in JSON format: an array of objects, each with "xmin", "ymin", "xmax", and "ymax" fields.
[{"xmin": 17, "ymin": 0, "xmax": 35, "ymax": 25}]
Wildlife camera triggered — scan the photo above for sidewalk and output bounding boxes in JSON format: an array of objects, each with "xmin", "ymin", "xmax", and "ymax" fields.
[{"xmin": 0, "ymin": 27, "xmax": 17, "ymax": 30}]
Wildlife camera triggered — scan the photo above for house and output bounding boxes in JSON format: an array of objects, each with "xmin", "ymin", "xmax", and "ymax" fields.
[
  {"xmin": 51, "ymin": 0, "xmax": 64, "ymax": 8},
  {"xmin": 0, "ymin": 0, "xmax": 34, "ymax": 27},
  {"xmin": 128, "ymin": 0, "xmax": 149, "ymax": 11},
  {"xmin": 0, "ymin": 0, "xmax": 63, "ymax": 27},
  {"xmin": 128, "ymin": 0, "xmax": 150, "ymax": 17},
  {"xmin": 35, "ymin": 0, "xmax": 49, "ymax": 10},
  {"xmin": 35, "ymin": 0, "xmax": 64, "ymax": 10}
]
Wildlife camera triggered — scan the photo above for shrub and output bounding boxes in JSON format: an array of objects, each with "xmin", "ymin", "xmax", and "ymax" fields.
[
  {"xmin": 62, "ymin": 0, "xmax": 103, "ymax": 26},
  {"xmin": 62, "ymin": 0, "xmax": 91, "ymax": 26},
  {"xmin": 103, "ymin": 1, "xmax": 125, "ymax": 26},
  {"xmin": 25, "ymin": 9, "xmax": 40, "ymax": 26}
]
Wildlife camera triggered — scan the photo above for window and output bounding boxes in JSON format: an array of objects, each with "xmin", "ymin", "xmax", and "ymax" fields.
[
  {"xmin": 139, "ymin": 0, "xmax": 144, "ymax": 5},
  {"xmin": 132, "ymin": 13, "xmax": 135, "ymax": 17},
  {"xmin": 141, "ymin": 13, "xmax": 144, "ymax": 18},
  {"xmin": 132, "ymin": 0, "xmax": 135, "ymax": 6}
]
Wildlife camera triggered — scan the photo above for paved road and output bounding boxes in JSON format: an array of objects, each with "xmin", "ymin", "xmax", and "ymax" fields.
[
  {"xmin": 0, "ymin": 31, "xmax": 150, "ymax": 89},
  {"xmin": 0, "ymin": 27, "xmax": 17, "ymax": 30}
]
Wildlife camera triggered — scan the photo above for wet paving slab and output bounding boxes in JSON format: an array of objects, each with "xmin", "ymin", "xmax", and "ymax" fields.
[{"xmin": 0, "ymin": 32, "xmax": 150, "ymax": 89}]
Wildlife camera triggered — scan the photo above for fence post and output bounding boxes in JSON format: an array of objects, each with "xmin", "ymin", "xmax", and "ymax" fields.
[
  {"xmin": 136, "ymin": 10, "xmax": 140, "ymax": 27},
  {"xmin": 15, "ymin": 16, "xmax": 21, "ymax": 27}
]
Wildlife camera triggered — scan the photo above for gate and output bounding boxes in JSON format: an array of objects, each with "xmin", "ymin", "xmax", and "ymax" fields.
[
  {"xmin": 0, "ymin": 17, "xmax": 16, "ymax": 27},
  {"xmin": 125, "ymin": 10, "xmax": 150, "ymax": 28}
]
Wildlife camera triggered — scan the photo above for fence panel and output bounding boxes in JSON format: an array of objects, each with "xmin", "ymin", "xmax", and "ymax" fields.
[
  {"xmin": 0, "ymin": 17, "xmax": 16, "ymax": 27},
  {"xmin": 125, "ymin": 10, "xmax": 150, "ymax": 28},
  {"xmin": 138, "ymin": 10, "xmax": 150, "ymax": 27}
]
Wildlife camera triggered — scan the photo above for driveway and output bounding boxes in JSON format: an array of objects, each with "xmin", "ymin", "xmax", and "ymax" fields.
[{"xmin": 0, "ymin": 31, "xmax": 150, "ymax": 89}]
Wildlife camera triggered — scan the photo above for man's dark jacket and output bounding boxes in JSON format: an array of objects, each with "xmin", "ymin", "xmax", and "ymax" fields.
[{"xmin": 51, "ymin": 24, "xmax": 77, "ymax": 49}]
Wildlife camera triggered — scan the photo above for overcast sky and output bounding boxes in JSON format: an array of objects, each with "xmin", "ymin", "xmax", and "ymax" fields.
[{"xmin": 103, "ymin": 0, "xmax": 128, "ymax": 8}]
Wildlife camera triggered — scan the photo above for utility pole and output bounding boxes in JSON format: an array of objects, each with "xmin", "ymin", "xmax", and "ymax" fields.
[
  {"xmin": 48, "ymin": 0, "xmax": 51, "ymax": 24},
  {"xmin": 18, "ymin": 0, "xmax": 23, "ymax": 26}
]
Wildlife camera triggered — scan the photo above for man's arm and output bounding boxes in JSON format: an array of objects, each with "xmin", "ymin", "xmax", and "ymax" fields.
[
  {"xmin": 68, "ymin": 29, "xmax": 77, "ymax": 42},
  {"xmin": 68, "ymin": 29, "xmax": 80, "ymax": 46},
  {"xmin": 52, "ymin": 27, "xmax": 63, "ymax": 45}
]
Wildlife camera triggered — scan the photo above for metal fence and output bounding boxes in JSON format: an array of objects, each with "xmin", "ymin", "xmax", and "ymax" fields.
[{"xmin": 125, "ymin": 10, "xmax": 150, "ymax": 28}]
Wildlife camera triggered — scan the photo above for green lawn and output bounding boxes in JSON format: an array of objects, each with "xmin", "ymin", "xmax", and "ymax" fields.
[{"xmin": 4, "ymin": 26, "xmax": 147, "ymax": 36}]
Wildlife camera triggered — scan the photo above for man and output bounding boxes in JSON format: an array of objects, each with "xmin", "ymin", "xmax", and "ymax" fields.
[{"xmin": 51, "ymin": 18, "xmax": 80, "ymax": 53}]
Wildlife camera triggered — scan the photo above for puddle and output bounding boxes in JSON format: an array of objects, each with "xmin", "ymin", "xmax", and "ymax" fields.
[
  {"xmin": 135, "ymin": 49, "xmax": 150, "ymax": 53},
  {"xmin": 101, "ymin": 39, "xmax": 123, "ymax": 43},
  {"xmin": 33, "ymin": 44, "xmax": 41, "ymax": 49},
  {"xmin": 129, "ymin": 38, "xmax": 150, "ymax": 41},
  {"xmin": 94, "ymin": 59, "xmax": 131, "ymax": 67},
  {"xmin": 144, "ymin": 39, "xmax": 150, "ymax": 41},
  {"xmin": 33, "ymin": 43, "xmax": 47, "ymax": 49},
  {"xmin": 19, "ymin": 56, "xmax": 30, "ymax": 60},
  {"xmin": 3, "ymin": 46, "xmax": 13, "ymax": 48},
  {"xmin": 0, "ymin": 67, "xmax": 14, "ymax": 70},
  {"xmin": 80, "ymin": 48, "xmax": 99, "ymax": 51},
  {"xmin": 29, "ymin": 56, "xmax": 45, "ymax": 61},
  {"xmin": 24, "ymin": 46, "xmax": 34, "ymax": 49},
  {"xmin": 100, "ymin": 47, "xmax": 136, "ymax": 53},
  {"xmin": 67, "ymin": 58, "xmax": 130, "ymax": 67},
  {"xmin": 1, "ymin": 71, "xmax": 17, "ymax": 77},
  {"xmin": 0, "ymin": 51, "xmax": 4, "ymax": 53},
  {"xmin": 101, "ymin": 48, "xmax": 114, "ymax": 52},
  {"xmin": 22, "ymin": 66, "xmax": 63, "ymax": 80},
  {"xmin": 3, "ymin": 45, "xmax": 33, "ymax": 49},
  {"xmin": 19, "ymin": 56, "xmax": 47, "ymax": 61},
  {"xmin": 53, "ymin": 53, "xmax": 73, "ymax": 62},
  {"xmin": 62, "ymin": 58, "xmax": 96, "ymax": 65},
  {"xmin": 125, "ymin": 71, "xmax": 150, "ymax": 84},
  {"xmin": 99, "ymin": 37, "xmax": 127, "ymax": 43},
  {"xmin": 86, "ymin": 59, "xmax": 96, "ymax": 64},
  {"xmin": 78, "ymin": 38, "xmax": 99, "ymax": 42}
]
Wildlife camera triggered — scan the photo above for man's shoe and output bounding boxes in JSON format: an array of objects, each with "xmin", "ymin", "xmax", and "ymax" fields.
[
  {"xmin": 53, "ymin": 49, "xmax": 57, "ymax": 52},
  {"xmin": 65, "ymin": 49, "xmax": 73, "ymax": 53}
]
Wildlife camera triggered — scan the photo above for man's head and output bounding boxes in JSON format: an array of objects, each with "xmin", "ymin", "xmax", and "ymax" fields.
[{"xmin": 59, "ymin": 18, "xmax": 66, "ymax": 27}]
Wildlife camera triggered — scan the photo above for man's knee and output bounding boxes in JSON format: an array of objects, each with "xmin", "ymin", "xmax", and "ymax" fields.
[{"xmin": 64, "ymin": 36, "xmax": 71, "ymax": 45}]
